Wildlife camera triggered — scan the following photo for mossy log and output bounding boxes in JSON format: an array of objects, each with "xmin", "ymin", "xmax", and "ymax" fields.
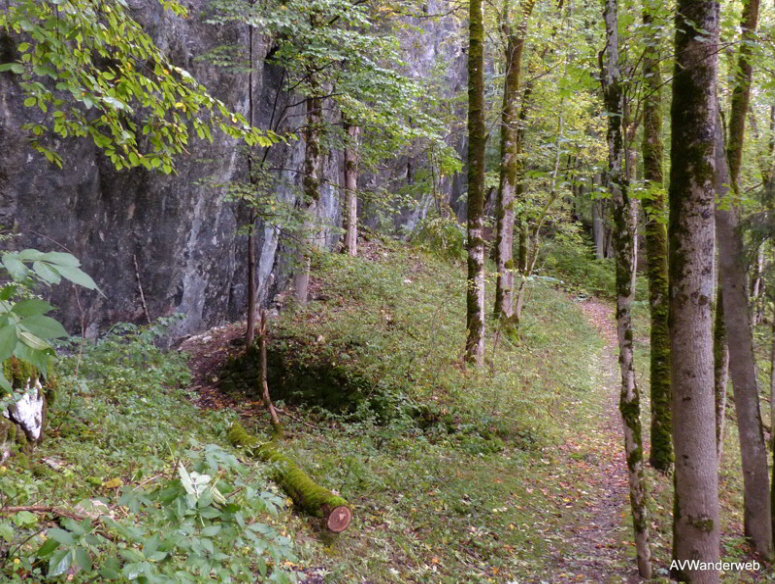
[{"xmin": 227, "ymin": 422, "xmax": 352, "ymax": 532}]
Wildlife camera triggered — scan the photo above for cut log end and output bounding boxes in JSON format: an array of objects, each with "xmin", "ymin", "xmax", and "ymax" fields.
[{"xmin": 326, "ymin": 505, "xmax": 352, "ymax": 533}]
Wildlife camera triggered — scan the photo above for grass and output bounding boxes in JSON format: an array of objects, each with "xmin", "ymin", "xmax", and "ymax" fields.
[
  {"xmin": 236, "ymin": 240, "xmax": 619, "ymax": 583},
  {"xmin": 12, "ymin": 236, "xmax": 762, "ymax": 583}
]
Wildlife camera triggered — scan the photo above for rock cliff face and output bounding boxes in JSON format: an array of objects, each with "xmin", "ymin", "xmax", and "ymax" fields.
[{"xmin": 0, "ymin": 0, "xmax": 464, "ymax": 337}]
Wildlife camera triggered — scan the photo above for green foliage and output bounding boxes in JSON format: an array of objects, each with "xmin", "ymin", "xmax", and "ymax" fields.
[
  {"xmin": 409, "ymin": 216, "xmax": 466, "ymax": 261},
  {"xmin": 540, "ymin": 235, "xmax": 648, "ymax": 301},
  {"xmin": 246, "ymin": 244, "xmax": 614, "ymax": 582},
  {"xmin": 0, "ymin": 0, "xmax": 275, "ymax": 171},
  {"xmin": 0, "ymin": 249, "xmax": 98, "ymax": 391},
  {"xmin": 1, "ymin": 320, "xmax": 296, "ymax": 583},
  {"xmin": 270, "ymin": 243, "xmax": 600, "ymax": 448},
  {"xmin": 540, "ymin": 236, "xmax": 617, "ymax": 298}
]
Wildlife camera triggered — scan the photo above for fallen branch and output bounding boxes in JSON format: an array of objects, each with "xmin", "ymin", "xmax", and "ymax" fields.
[
  {"xmin": 227, "ymin": 422, "xmax": 352, "ymax": 532},
  {"xmin": 0, "ymin": 505, "xmax": 85, "ymax": 522}
]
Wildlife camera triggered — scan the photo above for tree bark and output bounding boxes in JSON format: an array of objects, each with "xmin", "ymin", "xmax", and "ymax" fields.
[
  {"xmin": 294, "ymin": 85, "xmax": 323, "ymax": 305},
  {"xmin": 465, "ymin": 0, "xmax": 486, "ymax": 366},
  {"xmin": 592, "ymin": 196, "xmax": 606, "ymax": 260},
  {"xmin": 246, "ymin": 14, "xmax": 257, "ymax": 344},
  {"xmin": 715, "ymin": 119, "xmax": 773, "ymax": 555},
  {"xmin": 668, "ymin": 2, "xmax": 720, "ymax": 581},
  {"xmin": 716, "ymin": 0, "xmax": 772, "ymax": 556},
  {"xmin": 714, "ymin": 283, "xmax": 729, "ymax": 461},
  {"xmin": 258, "ymin": 309, "xmax": 283, "ymax": 438},
  {"xmin": 601, "ymin": 0, "xmax": 650, "ymax": 577},
  {"xmin": 642, "ymin": 0, "xmax": 671, "ymax": 473},
  {"xmin": 494, "ymin": 0, "xmax": 535, "ymax": 327},
  {"xmin": 343, "ymin": 120, "xmax": 359, "ymax": 257}
]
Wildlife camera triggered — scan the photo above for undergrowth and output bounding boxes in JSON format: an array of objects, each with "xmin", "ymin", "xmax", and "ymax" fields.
[
  {"xmin": 1, "ymin": 321, "xmax": 296, "ymax": 583},
  {"xmin": 244, "ymin": 241, "xmax": 610, "ymax": 582},
  {"xmin": 3, "ymin": 240, "xmax": 611, "ymax": 584}
]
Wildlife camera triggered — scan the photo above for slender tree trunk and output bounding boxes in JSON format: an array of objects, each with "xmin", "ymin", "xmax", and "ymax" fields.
[
  {"xmin": 465, "ymin": 0, "xmax": 486, "ymax": 366},
  {"xmin": 246, "ymin": 14, "xmax": 257, "ymax": 344},
  {"xmin": 668, "ymin": 2, "xmax": 720, "ymax": 581},
  {"xmin": 714, "ymin": 283, "xmax": 729, "ymax": 461},
  {"xmin": 715, "ymin": 119, "xmax": 773, "ymax": 555},
  {"xmin": 716, "ymin": 0, "xmax": 772, "ymax": 556},
  {"xmin": 247, "ymin": 211, "xmax": 257, "ymax": 344},
  {"xmin": 494, "ymin": 0, "xmax": 535, "ymax": 326},
  {"xmin": 601, "ymin": 0, "xmax": 650, "ymax": 577},
  {"xmin": 592, "ymin": 196, "xmax": 606, "ymax": 260},
  {"xmin": 294, "ymin": 80, "xmax": 324, "ymax": 304},
  {"xmin": 642, "ymin": 0, "xmax": 671, "ymax": 473},
  {"xmin": 751, "ymin": 246, "xmax": 764, "ymax": 325},
  {"xmin": 343, "ymin": 120, "xmax": 359, "ymax": 257},
  {"xmin": 514, "ymin": 112, "xmax": 564, "ymax": 322},
  {"xmin": 513, "ymin": 84, "xmax": 533, "ymax": 320}
]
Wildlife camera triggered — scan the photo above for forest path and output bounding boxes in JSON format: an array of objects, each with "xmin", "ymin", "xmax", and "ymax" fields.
[{"xmin": 536, "ymin": 298, "xmax": 639, "ymax": 584}]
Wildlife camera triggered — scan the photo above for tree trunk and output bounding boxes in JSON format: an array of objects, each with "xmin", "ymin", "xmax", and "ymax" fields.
[
  {"xmin": 592, "ymin": 194, "xmax": 606, "ymax": 260},
  {"xmin": 601, "ymin": 0, "xmax": 650, "ymax": 577},
  {"xmin": 494, "ymin": 0, "xmax": 535, "ymax": 326},
  {"xmin": 642, "ymin": 0, "xmax": 671, "ymax": 473},
  {"xmin": 668, "ymin": 1, "xmax": 720, "ymax": 581},
  {"xmin": 246, "ymin": 218, "xmax": 257, "ymax": 344},
  {"xmin": 465, "ymin": 0, "xmax": 486, "ymax": 366},
  {"xmin": 343, "ymin": 120, "xmax": 359, "ymax": 257},
  {"xmin": 258, "ymin": 309, "xmax": 282, "ymax": 438},
  {"xmin": 294, "ymin": 88, "xmax": 323, "ymax": 305},
  {"xmin": 513, "ymin": 84, "xmax": 533, "ymax": 321},
  {"xmin": 716, "ymin": 0, "xmax": 772, "ymax": 556},
  {"xmin": 714, "ymin": 283, "xmax": 729, "ymax": 461},
  {"xmin": 715, "ymin": 119, "xmax": 773, "ymax": 555},
  {"xmin": 751, "ymin": 246, "xmax": 764, "ymax": 325},
  {"xmin": 245, "ymin": 16, "xmax": 257, "ymax": 344},
  {"xmin": 228, "ymin": 423, "xmax": 351, "ymax": 532}
]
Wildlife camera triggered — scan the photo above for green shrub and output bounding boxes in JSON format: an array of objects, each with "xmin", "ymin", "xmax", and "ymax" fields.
[
  {"xmin": 409, "ymin": 216, "xmax": 466, "ymax": 261},
  {"xmin": 540, "ymin": 235, "xmax": 647, "ymax": 300},
  {"xmin": 1, "ymin": 320, "xmax": 297, "ymax": 584}
]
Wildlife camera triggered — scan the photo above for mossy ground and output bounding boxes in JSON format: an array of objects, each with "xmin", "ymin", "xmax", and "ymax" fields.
[
  {"xmin": 230, "ymin": 240, "xmax": 636, "ymax": 583},
  {"xmin": 4, "ymin": 239, "xmax": 768, "ymax": 583}
]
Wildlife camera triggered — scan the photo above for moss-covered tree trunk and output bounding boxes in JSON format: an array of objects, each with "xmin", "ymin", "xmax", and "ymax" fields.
[
  {"xmin": 714, "ymin": 284, "xmax": 729, "ymax": 460},
  {"xmin": 641, "ymin": 2, "xmax": 672, "ymax": 473},
  {"xmin": 465, "ymin": 0, "xmax": 486, "ymax": 366},
  {"xmin": 668, "ymin": 2, "xmax": 720, "ymax": 580},
  {"xmin": 294, "ymin": 61, "xmax": 324, "ymax": 304},
  {"xmin": 494, "ymin": 0, "xmax": 535, "ymax": 328},
  {"xmin": 601, "ymin": 0, "xmax": 650, "ymax": 577},
  {"xmin": 715, "ymin": 0, "xmax": 772, "ymax": 556},
  {"xmin": 228, "ymin": 423, "xmax": 351, "ymax": 532},
  {"xmin": 343, "ymin": 119, "xmax": 359, "ymax": 257}
]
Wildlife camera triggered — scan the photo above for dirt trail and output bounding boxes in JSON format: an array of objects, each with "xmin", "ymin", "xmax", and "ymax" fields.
[{"xmin": 540, "ymin": 298, "xmax": 639, "ymax": 584}]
